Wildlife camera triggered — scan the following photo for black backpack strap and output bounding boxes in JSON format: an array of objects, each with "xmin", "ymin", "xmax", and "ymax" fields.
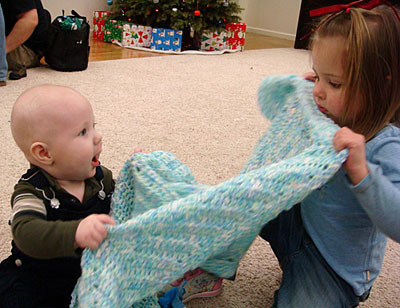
[{"xmin": 71, "ymin": 10, "xmax": 87, "ymax": 22}]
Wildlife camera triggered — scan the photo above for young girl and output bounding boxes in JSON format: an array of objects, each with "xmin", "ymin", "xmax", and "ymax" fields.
[{"xmin": 259, "ymin": 2, "xmax": 400, "ymax": 307}]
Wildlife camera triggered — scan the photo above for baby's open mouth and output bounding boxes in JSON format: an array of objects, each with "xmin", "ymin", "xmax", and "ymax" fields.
[{"xmin": 92, "ymin": 155, "xmax": 100, "ymax": 167}]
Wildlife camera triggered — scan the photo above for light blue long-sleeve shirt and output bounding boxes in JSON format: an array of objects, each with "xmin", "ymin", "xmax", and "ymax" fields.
[{"xmin": 301, "ymin": 124, "xmax": 400, "ymax": 296}]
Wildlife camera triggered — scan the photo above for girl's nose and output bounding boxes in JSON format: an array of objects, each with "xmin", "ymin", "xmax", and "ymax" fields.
[{"xmin": 313, "ymin": 82, "xmax": 325, "ymax": 101}]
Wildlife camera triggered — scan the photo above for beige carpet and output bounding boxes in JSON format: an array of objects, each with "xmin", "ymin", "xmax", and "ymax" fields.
[{"xmin": 0, "ymin": 48, "xmax": 399, "ymax": 307}]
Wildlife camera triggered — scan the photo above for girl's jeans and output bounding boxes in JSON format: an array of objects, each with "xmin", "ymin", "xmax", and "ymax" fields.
[
  {"xmin": 0, "ymin": 3, "xmax": 8, "ymax": 81},
  {"xmin": 259, "ymin": 204, "xmax": 369, "ymax": 308}
]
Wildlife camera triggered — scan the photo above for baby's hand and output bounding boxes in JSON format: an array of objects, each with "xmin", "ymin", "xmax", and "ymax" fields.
[
  {"xmin": 333, "ymin": 127, "xmax": 369, "ymax": 185},
  {"xmin": 75, "ymin": 214, "xmax": 116, "ymax": 250}
]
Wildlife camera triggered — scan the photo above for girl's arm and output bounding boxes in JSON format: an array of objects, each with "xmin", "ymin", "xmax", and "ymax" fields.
[
  {"xmin": 352, "ymin": 162, "xmax": 400, "ymax": 243},
  {"xmin": 334, "ymin": 127, "xmax": 400, "ymax": 243}
]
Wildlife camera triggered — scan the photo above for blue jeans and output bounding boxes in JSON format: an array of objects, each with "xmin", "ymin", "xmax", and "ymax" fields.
[
  {"xmin": 0, "ymin": 3, "xmax": 7, "ymax": 81},
  {"xmin": 259, "ymin": 204, "xmax": 368, "ymax": 308}
]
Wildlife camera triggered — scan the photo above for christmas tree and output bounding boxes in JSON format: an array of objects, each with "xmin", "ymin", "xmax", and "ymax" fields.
[{"xmin": 108, "ymin": 0, "xmax": 243, "ymax": 50}]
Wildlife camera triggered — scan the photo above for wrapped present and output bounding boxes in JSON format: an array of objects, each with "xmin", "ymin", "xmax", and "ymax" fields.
[
  {"xmin": 104, "ymin": 20, "xmax": 124, "ymax": 43},
  {"xmin": 150, "ymin": 28, "xmax": 183, "ymax": 52},
  {"xmin": 122, "ymin": 24, "xmax": 152, "ymax": 48},
  {"xmin": 93, "ymin": 11, "xmax": 110, "ymax": 40},
  {"xmin": 201, "ymin": 30, "xmax": 227, "ymax": 51},
  {"xmin": 226, "ymin": 22, "xmax": 246, "ymax": 51}
]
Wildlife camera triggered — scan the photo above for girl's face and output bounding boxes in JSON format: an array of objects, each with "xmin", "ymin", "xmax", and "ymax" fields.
[{"xmin": 312, "ymin": 36, "xmax": 347, "ymax": 125}]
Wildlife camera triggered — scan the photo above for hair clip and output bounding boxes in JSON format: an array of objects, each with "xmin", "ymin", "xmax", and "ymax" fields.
[{"xmin": 299, "ymin": 0, "xmax": 400, "ymax": 41}]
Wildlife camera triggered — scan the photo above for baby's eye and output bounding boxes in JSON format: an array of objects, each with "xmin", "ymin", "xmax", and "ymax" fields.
[
  {"xmin": 93, "ymin": 122, "xmax": 97, "ymax": 128},
  {"xmin": 79, "ymin": 128, "xmax": 87, "ymax": 136}
]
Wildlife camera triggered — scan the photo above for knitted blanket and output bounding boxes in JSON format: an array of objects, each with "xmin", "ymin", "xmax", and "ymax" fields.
[{"xmin": 70, "ymin": 75, "xmax": 347, "ymax": 308}]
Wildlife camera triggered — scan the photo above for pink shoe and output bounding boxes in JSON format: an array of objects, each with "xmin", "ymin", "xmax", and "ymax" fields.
[{"xmin": 179, "ymin": 268, "xmax": 223, "ymax": 303}]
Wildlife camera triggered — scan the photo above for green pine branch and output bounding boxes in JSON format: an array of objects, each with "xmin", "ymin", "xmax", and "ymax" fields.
[{"xmin": 108, "ymin": 0, "xmax": 243, "ymax": 32}]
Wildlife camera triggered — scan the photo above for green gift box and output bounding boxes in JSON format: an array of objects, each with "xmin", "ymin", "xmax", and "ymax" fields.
[{"xmin": 104, "ymin": 20, "xmax": 124, "ymax": 43}]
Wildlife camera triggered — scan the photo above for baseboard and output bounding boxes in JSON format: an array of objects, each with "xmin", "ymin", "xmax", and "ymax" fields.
[{"xmin": 246, "ymin": 26, "xmax": 296, "ymax": 41}]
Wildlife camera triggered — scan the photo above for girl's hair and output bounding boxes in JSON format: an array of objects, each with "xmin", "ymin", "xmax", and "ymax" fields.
[{"xmin": 310, "ymin": 5, "xmax": 400, "ymax": 140}]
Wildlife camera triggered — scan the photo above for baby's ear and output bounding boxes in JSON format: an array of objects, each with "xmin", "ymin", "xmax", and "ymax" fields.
[{"xmin": 30, "ymin": 142, "xmax": 53, "ymax": 165}]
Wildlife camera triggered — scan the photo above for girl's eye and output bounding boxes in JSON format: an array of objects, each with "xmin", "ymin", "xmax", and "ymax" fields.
[
  {"xmin": 79, "ymin": 128, "xmax": 87, "ymax": 136},
  {"xmin": 329, "ymin": 82, "xmax": 341, "ymax": 88}
]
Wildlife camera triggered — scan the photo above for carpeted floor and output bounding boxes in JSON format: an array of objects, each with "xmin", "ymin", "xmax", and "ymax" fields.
[{"xmin": 0, "ymin": 48, "xmax": 399, "ymax": 307}]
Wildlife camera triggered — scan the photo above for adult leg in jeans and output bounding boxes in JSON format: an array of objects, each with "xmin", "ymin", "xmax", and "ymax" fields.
[
  {"xmin": 0, "ymin": 3, "xmax": 7, "ymax": 84},
  {"xmin": 260, "ymin": 204, "xmax": 360, "ymax": 308}
]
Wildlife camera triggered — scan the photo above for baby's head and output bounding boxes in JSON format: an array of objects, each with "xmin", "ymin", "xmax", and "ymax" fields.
[
  {"xmin": 310, "ymin": 4, "xmax": 400, "ymax": 140},
  {"xmin": 11, "ymin": 85, "xmax": 103, "ymax": 182}
]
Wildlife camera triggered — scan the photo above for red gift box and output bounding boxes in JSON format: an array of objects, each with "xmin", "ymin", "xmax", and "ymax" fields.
[
  {"xmin": 93, "ymin": 11, "xmax": 111, "ymax": 40},
  {"xmin": 226, "ymin": 22, "xmax": 246, "ymax": 51}
]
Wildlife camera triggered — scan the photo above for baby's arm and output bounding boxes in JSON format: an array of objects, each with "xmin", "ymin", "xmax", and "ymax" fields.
[
  {"xmin": 333, "ymin": 127, "xmax": 400, "ymax": 243},
  {"xmin": 12, "ymin": 213, "xmax": 115, "ymax": 259},
  {"xmin": 12, "ymin": 214, "xmax": 82, "ymax": 258}
]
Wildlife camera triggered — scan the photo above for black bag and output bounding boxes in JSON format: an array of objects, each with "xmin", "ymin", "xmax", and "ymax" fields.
[{"xmin": 45, "ymin": 10, "xmax": 90, "ymax": 72}]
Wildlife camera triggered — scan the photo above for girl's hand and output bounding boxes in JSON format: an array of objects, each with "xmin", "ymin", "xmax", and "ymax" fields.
[
  {"xmin": 303, "ymin": 71, "xmax": 317, "ymax": 82},
  {"xmin": 131, "ymin": 147, "xmax": 143, "ymax": 156},
  {"xmin": 333, "ymin": 127, "xmax": 369, "ymax": 185}
]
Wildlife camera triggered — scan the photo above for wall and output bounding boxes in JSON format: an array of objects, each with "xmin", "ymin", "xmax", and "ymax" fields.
[
  {"xmin": 42, "ymin": 0, "xmax": 109, "ymax": 26},
  {"xmin": 235, "ymin": 0, "xmax": 301, "ymax": 40},
  {"xmin": 42, "ymin": 0, "xmax": 301, "ymax": 40}
]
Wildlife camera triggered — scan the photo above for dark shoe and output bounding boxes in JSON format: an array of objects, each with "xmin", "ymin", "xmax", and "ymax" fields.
[
  {"xmin": 0, "ymin": 80, "xmax": 6, "ymax": 86},
  {"xmin": 9, "ymin": 66, "xmax": 27, "ymax": 80}
]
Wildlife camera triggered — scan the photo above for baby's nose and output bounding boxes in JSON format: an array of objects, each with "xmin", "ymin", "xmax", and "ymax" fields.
[{"xmin": 94, "ymin": 131, "xmax": 102, "ymax": 144}]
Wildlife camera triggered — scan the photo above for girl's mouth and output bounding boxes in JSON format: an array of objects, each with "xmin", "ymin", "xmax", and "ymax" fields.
[{"xmin": 317, "ymin": 104, "xmax": 328, "ymax": 114}]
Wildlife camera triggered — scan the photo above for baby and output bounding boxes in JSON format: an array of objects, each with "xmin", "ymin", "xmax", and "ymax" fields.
[{"xmin": 0, "ymin": 85, "xmax": 115, "ymax": 308}]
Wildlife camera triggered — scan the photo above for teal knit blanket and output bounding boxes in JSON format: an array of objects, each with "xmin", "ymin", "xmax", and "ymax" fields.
[{"xmin": 70, "ymin": 75, "xmax": 347, "ymax": 308}]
